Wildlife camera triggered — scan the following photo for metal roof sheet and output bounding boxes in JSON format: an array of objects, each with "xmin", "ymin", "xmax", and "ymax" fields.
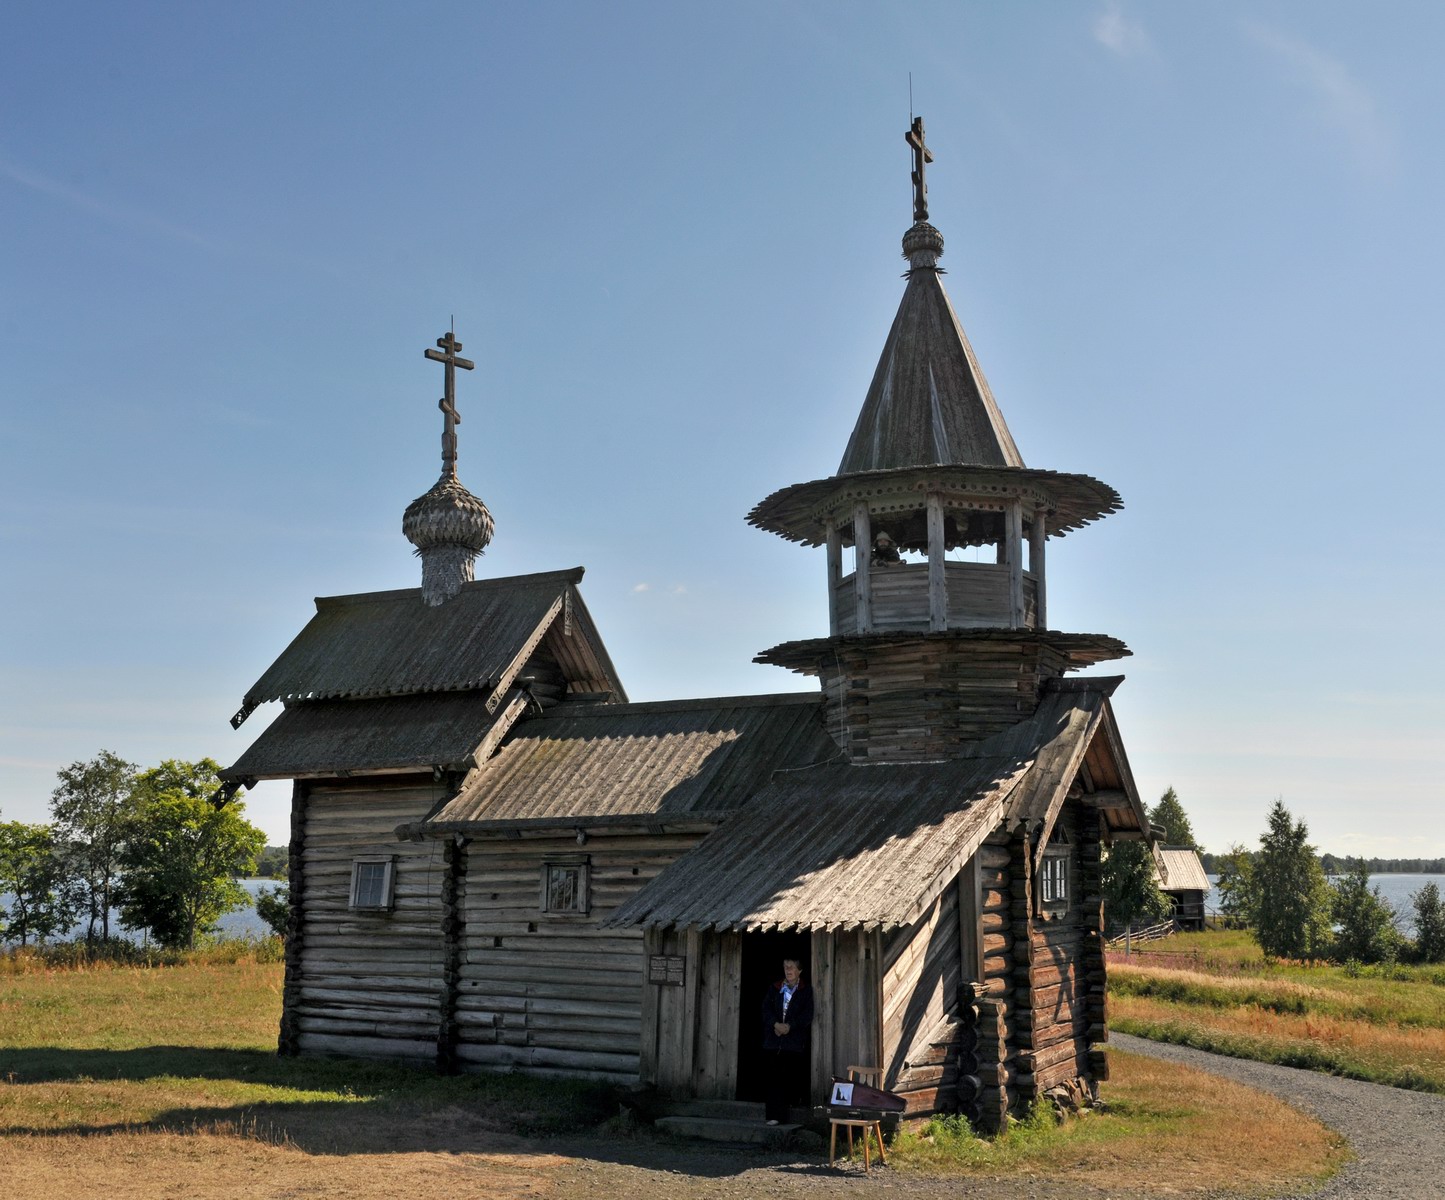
[
  {"xmin": 415, "ymin": 693, "xmax": 839, "ymax": 831},
  {"xmin": 223, "ymin": 690, "xmax": 503, "ymax": 781},
  {"xmin": 238, "ymin": 568, "xmax": 592, "ymax": 708},
  {"xmin": 1156, "ymin": 847, "xmax": 1210, "ymax": 893}
]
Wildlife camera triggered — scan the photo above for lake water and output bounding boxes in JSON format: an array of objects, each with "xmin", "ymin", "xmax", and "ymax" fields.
[
  {"xmin": 0, "ymin": 877, "xmax": 279, "ymax": 946},
  {"xmin": 1206, "ymin": 873, "xmax": 1445, "ymax": 937}
]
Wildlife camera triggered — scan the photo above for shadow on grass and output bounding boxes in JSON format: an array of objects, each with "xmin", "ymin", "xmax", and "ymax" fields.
[{"xmin": 0, "ymin": 1045, "xmax": 822, "ymax": 1175}]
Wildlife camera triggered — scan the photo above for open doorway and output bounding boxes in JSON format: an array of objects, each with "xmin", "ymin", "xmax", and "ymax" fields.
[{"xmin": 735, "ymin": 930, "xmax": 812, "ymax": 1103}]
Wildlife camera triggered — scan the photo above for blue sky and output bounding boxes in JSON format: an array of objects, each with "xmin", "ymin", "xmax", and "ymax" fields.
[{"xmin": 2, "ymin": 1, "xmax": 1442, "ymax": 856}]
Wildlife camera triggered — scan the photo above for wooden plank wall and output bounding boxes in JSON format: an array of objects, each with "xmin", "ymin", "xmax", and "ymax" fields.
[
  {"xmin": 293, "ymin": 781, "xmax": 449, "ymax": 1061},
  {"xmin": 880, "ymin": 889, "xmax": 963, "ymax": 1113},
  {"xmin": 453, "ymin": 831, "xmax": 706, "ymax": 1084},
  {"xmin": 640, "ymin": 927, "xmax": 743, "ymax": 1099},
  {"xmin": 833, "ymin": 563, "xmax": 1038, "ymax": 634},
  {"xmin": 810, "ymin": 929, "xmax": 882, "ymax": 1106}
]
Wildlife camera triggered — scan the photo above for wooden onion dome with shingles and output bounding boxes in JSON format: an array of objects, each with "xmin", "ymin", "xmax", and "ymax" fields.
[
  {"xmin": 750, "ymin": 118, "xmax": 1128, "ymax": 759},
  {"xmin": 403, "ymin": 330, "xmax": 495, "ymax": 606}
]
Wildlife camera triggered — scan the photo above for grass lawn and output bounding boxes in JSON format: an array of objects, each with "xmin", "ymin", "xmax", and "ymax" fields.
[
  {"xmin": 0, "ymin": 950, "xmax": 1347, "ymax": 1198},
  {"xmin": 1109, "ymin": 929, "xmax": 1445, "ymax": 1093}
]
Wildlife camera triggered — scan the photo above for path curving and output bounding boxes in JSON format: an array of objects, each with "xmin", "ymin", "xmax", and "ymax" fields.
[{"xmin": 1112, "ymin": 1033, "xmax": 1445, "ymax": 1199}]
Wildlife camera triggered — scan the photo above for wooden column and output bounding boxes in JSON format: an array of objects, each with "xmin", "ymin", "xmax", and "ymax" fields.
[
  {"xmin": 927, "ymin": 492, "xmax": 947, "ymax": 631},
  {"xmin": 826, "ymin": 518, "xmax": 843, "ymax": 635},
  {"xmin": 1006, "ymin": 501, "xmax": 1024, "ymax": 629},
  {"xmin": 1029, "ymin": 508, "xmax": 1048, "ymax": 631},
  {"xmin": 277, "ymin": 781, "xmax": 308, "ymax": 1057},
  {"xmin": 436, "ymin": 834, "xmax": 468, "ymax": 1074},
  {"xmin": 1009, "ymin": 824, "xmax": 1037, "ymax": 1112},
  {"xmin": 957, "ymin": 854, "xmax": 983, "ymax": 984},
  {"xmin": 853, "ymin": 502, "xmax": 873, "ymax": 633}
]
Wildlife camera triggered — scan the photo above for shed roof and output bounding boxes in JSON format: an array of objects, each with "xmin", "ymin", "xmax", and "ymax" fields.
[
  {"xmin": 838, "ymin": 259, "xmax": 1022, "ymax": 475},
  {"xmin": 409, "ymin": 693, "xmax": 839, "ymax": 835},
  {"xmin": 223, "ymin": 690, "xmax": 503, "ymax": 781},
  {"xmin": 606, "ymin": 681, "xmax": 1123, "ymax": 934},
  {"xmin": 236, "ymin": 568, "xmax": 619, "ymax": 711},
  {"xmin": 1155, "ymin": 846, "xmax": 1210, "ymax": 893}
]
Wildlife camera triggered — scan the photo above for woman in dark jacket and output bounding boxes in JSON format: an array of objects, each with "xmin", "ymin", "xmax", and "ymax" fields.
[{"xmin": 761, "ymin": 957, "xmax": 814, "ymax": 1123}]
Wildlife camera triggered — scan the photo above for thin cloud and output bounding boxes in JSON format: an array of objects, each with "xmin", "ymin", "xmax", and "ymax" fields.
[
  {"xmin": 1092, "ymin": 2, "xmax": 1152, "ymax": 58},
  {"xmin": 631, "ymin": 582, "xmax": 651, "ymax": 593},
  {"xmin": 1242, "ymin": 21, "xmax": 1397, "ymax": 178},
  {"xmin": 0, "ymin": 154, "xmax": 222, "ymax": 250}
]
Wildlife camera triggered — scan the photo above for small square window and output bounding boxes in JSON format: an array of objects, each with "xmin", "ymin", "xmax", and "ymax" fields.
[
  {"xmin": 542, "ymin": 860, "xmax": 589, "ymax": 915},
  {"xmin": 350, "ymin": 858, "xmax": 395, "ymax": 911},
  {"xmin": 1040, "ymin": 854, "xmax": 1069, "ymax": 907}
]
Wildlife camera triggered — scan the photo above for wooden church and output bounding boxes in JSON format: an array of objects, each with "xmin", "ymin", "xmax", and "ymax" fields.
[{"xmin": 223, "ymin": 119, "xmax": 1151, "ymax": 1129}]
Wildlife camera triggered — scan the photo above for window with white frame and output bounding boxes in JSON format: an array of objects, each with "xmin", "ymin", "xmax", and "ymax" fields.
[
  {"xmin": 349, "ymin": 857, "xmax": 395, "ymax": 911},
  {"xmin": 1040, "ymin": 825, "xmax": 1071, "ymax": 912},
  {"xmin": 542, "ymin": 859, "xmax": 589, "ymax": 915}
]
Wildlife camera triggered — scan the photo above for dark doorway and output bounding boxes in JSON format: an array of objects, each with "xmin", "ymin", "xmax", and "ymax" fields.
[{"xmin": 736, "ymin": 930, "xmax": 812, "ymax": 1103}]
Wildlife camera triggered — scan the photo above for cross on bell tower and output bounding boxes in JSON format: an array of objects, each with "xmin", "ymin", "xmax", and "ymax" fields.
[
  {"xmin": 424, "ymin": 329, "xmax": 475, "ymax": 479},
  {"xmin": 906, "ymin": 116, "xmax": 934, "ymax": 223}
]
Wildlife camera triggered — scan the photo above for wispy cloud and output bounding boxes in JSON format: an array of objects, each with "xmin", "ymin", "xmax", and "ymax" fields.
[
  {"xmin": 0, "ymin": 154, "xmax": 223, "ymax": 250},
  {"xmin": 631, "ymin": 582, "xmax": 651, "ymax": 593},
  {"xmin": 1242, "ymin": 21, "xmax": 1397, "ymax": 178},
  {"xmin": 1092, "ymin": 2, "xmax": 1153, "ymax": 58}
]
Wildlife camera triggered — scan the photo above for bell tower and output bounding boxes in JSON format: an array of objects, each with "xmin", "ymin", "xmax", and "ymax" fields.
[{"xmin": 750, "ymin": 119, "xmax": 1129, "ymax": 760}]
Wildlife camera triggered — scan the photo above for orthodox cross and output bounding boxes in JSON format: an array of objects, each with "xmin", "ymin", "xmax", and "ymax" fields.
[
  {"xmin": 424, "ymin": 329, "xmax": 475, "ymax": 477},
  {"xmin": 906, "ymin": 116, "xmax": 934, "ymax": 223}
]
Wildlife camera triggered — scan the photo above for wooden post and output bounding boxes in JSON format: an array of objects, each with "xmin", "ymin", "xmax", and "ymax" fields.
[
  {"xmin": 277, "ymin": 781, "xmax": 308, "ymax": 1057},
  {"xmin": 957, "ymin": 855, "xmax": 983, "ymax": 984},
  {"xmin": 927, "ymin": 492, "xmax": 947, "ymax": 631},
  {"xmin": 1029, "ymin": 508, "xmax": 1047, "ymax": 630},
  {"xmin": 436, "ymin": 835, "xmax": 467, "ymax": 1074},
  {"xmin": 1006, "ymin": 501, "xmax": 1024, "ymax": 629},
  {"xmin": 853, "ymin": 502, "xmax": 873, "ymax": 633},
  {"xmin": 826, "ymin": 518, "xmax": 843, "ymax": 635}
]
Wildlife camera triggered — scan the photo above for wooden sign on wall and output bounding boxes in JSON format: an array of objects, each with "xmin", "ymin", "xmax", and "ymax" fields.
[{"xmin": 648, "ymin": 954, "xmax": 686, "ymax": 986}]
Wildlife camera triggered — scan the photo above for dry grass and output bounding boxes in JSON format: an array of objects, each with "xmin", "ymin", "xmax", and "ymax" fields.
[{"xmin": 891, "ymin": 1051, "xmax": 1346, "ymax": 1194}]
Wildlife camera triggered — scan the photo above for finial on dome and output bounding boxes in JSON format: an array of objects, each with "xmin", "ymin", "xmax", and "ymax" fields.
[
  {"xmin": 903, "ymin": 117, "xmax": 944, "ymax": 272},
  {"xmin": 403, "ymin": 328, "xmax": 495, "ymax": 606}
]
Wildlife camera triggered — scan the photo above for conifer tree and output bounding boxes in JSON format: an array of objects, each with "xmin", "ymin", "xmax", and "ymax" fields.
[
  {"xmin": 1252, "ymin": 799, "xmax": 1330, "ymax": 959},
  {"xmin": 1149, "ymin": 787, "xmax": 1199, "ymax": 851}
]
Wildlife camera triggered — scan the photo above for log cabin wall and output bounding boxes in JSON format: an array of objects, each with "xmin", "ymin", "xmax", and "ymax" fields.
[
  {"xmin": 454, "ymin": 830, "xmax": 708, "ymax": 1084},
  {"xmin": 290, "ymin": 779, "xmax": 449, "ymax": 1061},
  {"xmin": 975, "ymin": 835, "xmax": 1014, "ymax": 1126},
  {"xmin": 820, "ymin": 641, "xmax": 1071, "ymax": 762},
  {"xmin": 810, "ymin": 929, "xmax": 883, "ymax": 1105}
]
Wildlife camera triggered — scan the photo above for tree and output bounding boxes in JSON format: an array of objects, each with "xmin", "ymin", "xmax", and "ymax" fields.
[
  {"xmin": 1149, "ymin": 787, "xmax": 1200, "ymax": 852},
  {"xmin": 116, "ymin": 759, "xmax": 265, "ymax": 949},
  {"xmin": 1412, "ymin": 883, "xmax": 1445, "ymax": 964},
  {"xmin": 1215, "ymin": 843, "xmax": 1256, "ymax": 925},
  {"xmin": 1252, "ymin": 799, "xmax": 1331, "ymax": 959},
  {"xmin": 1330, "ymin": 863, "xmax": 1399, "ymax": 964},
  {"xmin": 1101, "ymin": 839, "xmax": 1171, "ymax": 932},
  {"xmin": 49, "ymin": 750, "xmax": 139, "ymax": 941},
  {"xmin": 0, "ymin": 821, "xmax": 82, "ymax": 946},
  {"xmin": 254, "ymin": 884, "xmax": 290, "ymax": 940}
]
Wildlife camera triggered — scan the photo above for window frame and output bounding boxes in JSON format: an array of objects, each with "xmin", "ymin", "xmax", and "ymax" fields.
[
  {"xmin": 1038, "ymin": 825, "xmax": 1072, "ymax": 916},
  {"xmin": 349, "ymin": 856, "xmax": 396, "ymax": 912},
  {"xmin": 540, "ymin": 857, "xmax": 591, "ymax": 917}
]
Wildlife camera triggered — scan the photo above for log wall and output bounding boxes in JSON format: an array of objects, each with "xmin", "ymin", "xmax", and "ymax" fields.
[
  {"xmin": 820, "ymin": 639, "xmax": 1071, "ymax": 763},
  {"xmin": 880, "ymin": 889, "xmax": 963, "ymax": 1113},
  {"xmin": 455, "ymin": 831, "xmax": 707, "ymax": 1084},
  {"xmin": 290, "ymin": 779, "xmax": 450, "ymax": 1062}
]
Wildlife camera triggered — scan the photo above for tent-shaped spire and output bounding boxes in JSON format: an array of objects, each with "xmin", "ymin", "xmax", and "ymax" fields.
[{"xmin": 837, "ymin": 119, "xmax": 1023, "ymax": 476}]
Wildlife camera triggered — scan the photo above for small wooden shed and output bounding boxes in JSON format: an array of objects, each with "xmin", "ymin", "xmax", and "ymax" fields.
[{"xmin": 1154, "ymin": 846, "xmax": 1210, "ymax": 931}]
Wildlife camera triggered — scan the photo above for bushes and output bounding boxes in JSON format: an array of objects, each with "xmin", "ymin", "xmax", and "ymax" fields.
[{"xmin": 0, "ymin": 934, "xmax": 283, "ymax": 975}]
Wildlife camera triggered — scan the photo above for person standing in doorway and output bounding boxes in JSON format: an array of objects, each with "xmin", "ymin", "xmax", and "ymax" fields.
[{"xmin": 761, "ymin": 956, "xmax": 814, "ymax": 1124}]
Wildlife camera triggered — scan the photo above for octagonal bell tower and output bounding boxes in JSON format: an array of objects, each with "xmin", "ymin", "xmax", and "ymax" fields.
[{"xmin": 750, "ymin": 118, "xmax": 1129, "ymax": 760}]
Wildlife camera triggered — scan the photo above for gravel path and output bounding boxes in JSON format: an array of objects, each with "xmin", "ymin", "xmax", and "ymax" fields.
[{"xmin": 1113, "ymin": 1033, "xmax": 1445, "ymax": 1200}]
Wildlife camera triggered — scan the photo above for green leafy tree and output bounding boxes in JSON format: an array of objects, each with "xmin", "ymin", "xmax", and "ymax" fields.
[
  {"xmin": 1412, "ymin": 882, "xmax": 1445, "ymax": 964},
  {"xmin": 1149, "ymin": 787, "xmax": 1200, "ymax": 852},
  {"xmin": 1101, "ymin": 839, "xmax": 1171, "ymax": 932},
  {"xmin": 0, "ymin": 821, "xmax": 83, "ymax": 946},
  {"xmin": 1253, "ymin": 799, "xmax": 1331, "ymax": 959},
  {"xmin": 1330, "ymin": 863, "xmax": 1399, "ymax": 964},
  {"xmin": 49, "ymin": 750, "xmax": 139, "ymax": 941},
  {"xmin": 117, "ymin": 759, "xmax": 265, "ymax": 949},
  {"xmin": 254, "ymin": 884, "xmax": 290, "ymax": 939},
  {"xmin": 1215, "ymin": 843, "xmax": 1256, "ymax": 925}
]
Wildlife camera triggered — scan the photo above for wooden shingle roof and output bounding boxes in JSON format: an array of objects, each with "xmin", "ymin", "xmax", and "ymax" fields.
[
  {"xmin": 236, "ymin": 568, "xmax": 618, "ymax": 710},
  {"xmin": 606, "ymin": 679, "xmax": 1125, "ymax": 934},
  {"xmin": 1155, "ymin": 846, "xmax": 1210, "ymax": 893},
  {"xmin": 408, "ymin": 693, "xmax": 839, "ymax": 835}
]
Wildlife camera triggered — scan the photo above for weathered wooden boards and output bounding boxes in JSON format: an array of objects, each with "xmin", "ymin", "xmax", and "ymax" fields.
[{"xmin": 833, "ymin": 561, "xmax": 1039, "ymax": 635}]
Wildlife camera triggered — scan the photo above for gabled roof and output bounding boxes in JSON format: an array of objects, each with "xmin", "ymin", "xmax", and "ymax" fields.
[
  {"xmin": 1155, "ymin": 846, "xmax": 1210, "ymax": 893},
  {"xmin": 838, "ymin": 263, "xmax": 1023, "ymax": 474},
  {"xmin": 407, "ymin": 693, "xmax": 838, "ymax": 835},
  {"xmin": 606, "ymin": 679, "xmax": 1127, "ymax": 934},
  {"xmin": 235, "ymin": 568, "xmax": 620, "ymax": 712}
]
